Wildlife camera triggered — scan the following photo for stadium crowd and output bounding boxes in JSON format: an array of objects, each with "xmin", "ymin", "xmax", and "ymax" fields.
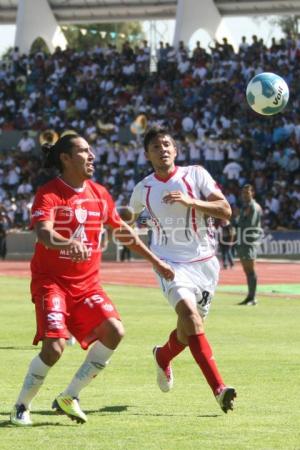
[{"xmin": 0, "ymin": 34, "xmax": 300, "ymax": 241}]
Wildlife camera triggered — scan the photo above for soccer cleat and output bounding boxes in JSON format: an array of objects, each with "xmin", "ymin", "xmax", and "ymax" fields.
[
  {"xmin": 10, "ymin": 404, "xmax": 32, "ymax": 426},
  {"xmin": 215, "ymin": 386, "xmax": 236, "ymax": 413},
  {"xmin": 52, "ymin": 394, "xmax": 87, "ymax": 424},
  {"xmin": 238, "ymin": 298, "xmax": 257, "ymax": 306},
  {"xmin": 153, "ymin": 346, "xmax": 174, "ymax": 393}
]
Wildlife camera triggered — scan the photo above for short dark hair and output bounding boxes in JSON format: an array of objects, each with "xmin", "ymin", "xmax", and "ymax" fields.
[
  {"xmin": 242, "ymin": 183, "xmax": 255, "ymax": 197},
  {"xmin": 143, "ymin": 125, "xmax": 175, "ymax": 152},
  {"xmin": 42, "ymin": 134, "xmax": 80, "ymax": 171},
  {"xmin": 242, "ymin": 184, "xmax": 254, "ymax": 193}
]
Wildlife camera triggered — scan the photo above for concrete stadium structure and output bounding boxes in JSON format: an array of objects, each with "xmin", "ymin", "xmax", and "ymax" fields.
[{"xmin": 0, "ymin": 0, "xmax": 300, "ymax": 53}]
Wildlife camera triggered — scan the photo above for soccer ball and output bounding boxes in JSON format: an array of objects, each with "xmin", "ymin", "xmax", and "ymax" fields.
[{"xmin": 246, "ymin": 72, "xmax": 289, "ymax": 115}]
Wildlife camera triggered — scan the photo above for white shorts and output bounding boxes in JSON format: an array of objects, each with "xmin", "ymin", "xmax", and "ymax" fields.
[{"xmin": 156, "ymin": 256, "xmax": 220, "ymax": 319}]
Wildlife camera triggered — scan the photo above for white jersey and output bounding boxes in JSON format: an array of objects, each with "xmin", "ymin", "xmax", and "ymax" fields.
[{"xmin": 129, "ymin": 165, "xmax": 220, "ymax": 263}]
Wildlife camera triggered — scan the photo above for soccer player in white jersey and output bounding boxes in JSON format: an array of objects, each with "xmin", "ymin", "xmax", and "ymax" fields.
[{"xmin": 129, "ymin": 126, "xmax": 236, "ymax": 413}]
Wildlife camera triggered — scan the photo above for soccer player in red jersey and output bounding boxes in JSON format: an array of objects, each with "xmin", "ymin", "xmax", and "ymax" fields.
[{"xmin": 10, "ymin": 134, "xmax": 174, "ymax": 426}]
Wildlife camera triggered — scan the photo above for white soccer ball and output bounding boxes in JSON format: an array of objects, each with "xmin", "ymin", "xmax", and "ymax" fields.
[{"xmin": 246, "ymin": 72, "xmax": 289, "ymax": 115}]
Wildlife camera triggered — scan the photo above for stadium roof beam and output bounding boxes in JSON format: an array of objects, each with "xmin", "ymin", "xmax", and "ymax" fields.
[
  {"xmin": 2, "ymin": 0, "xmax": 300, "ymax": 54},
  {"xmin": 51, "ymin": 1, "xmax": 177, "ymax": 23},
  {"xmin": 215, "ymin": 0, "xmax": 300, "ymax": 16},
  {"xmin": 2, "ymin": 1, "xmax": 300, "ymax": 24}
]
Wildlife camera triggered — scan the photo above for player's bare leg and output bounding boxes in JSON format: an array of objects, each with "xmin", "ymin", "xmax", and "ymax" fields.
[
  {"xmin": 40, "ymin": 337, "xmax": 66, "ymax": 366},
  {"xmin": 93, "ymin": 317, "xmax": 125, "ymax": 350},
  {"xmin": 52, "ymin": 318, "xmax": 124, "ymax": 423},
  {"xmin": 10, "ymin": 338, "xmax": 65, "ymax": 426},
  {"xmin": 176, "ymin": 299, "xmax": 236, "ymax": 413}
]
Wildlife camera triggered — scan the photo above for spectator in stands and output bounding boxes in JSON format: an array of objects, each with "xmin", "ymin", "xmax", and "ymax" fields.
[
  {"xmin": 17, "ymin": 131, "xmax": 36, "ymax": 154},
  {"xmin": 223, "ymin": 160, "xmax": 243, "ymax": 181},
  {"xmin": 238, "ymin": 36, "xmax": 249, "ymax": 55},
  {"xmin": 17, "ymin": 177, "xmax": 33, "ymax": 196}
]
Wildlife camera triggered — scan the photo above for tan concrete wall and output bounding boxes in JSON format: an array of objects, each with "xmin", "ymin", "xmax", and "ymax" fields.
[
  {"xmin": 5, "ymin": 230, "xmax": 300, "ymax": 260},
  {"xmin": 6, "ymin": 230, "xmax": 149, "ymax": 261}
]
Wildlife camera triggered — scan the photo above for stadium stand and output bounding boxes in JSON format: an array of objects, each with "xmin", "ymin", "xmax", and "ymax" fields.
[{"xmin": 0, "ymin": 35, "xmax": 299, "ymax": 236}]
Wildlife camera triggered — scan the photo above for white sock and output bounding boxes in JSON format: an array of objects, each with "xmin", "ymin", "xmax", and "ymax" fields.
[
  {"xmin": 63, "ymin": 341, "xmax": 114, "ymax": 398},
  {"xmin": 16, "ymin": 355, "xmax": 50, "ymax": 409}
]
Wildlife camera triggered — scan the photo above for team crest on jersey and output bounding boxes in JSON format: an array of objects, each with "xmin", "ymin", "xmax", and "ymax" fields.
[{"xmin": 75, "ymin": 207, "xmax": 88, "ymax": 224}]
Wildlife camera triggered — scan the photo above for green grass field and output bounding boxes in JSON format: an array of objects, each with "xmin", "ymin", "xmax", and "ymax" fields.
[{"xmin": 1, "ymin": 276, "xmax": 300, "ymax": 450}]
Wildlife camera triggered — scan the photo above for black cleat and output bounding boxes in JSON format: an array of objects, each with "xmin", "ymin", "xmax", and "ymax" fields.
[{"xmin": 238, "ymin": 297, "xmax": 257, "ymax": 306}]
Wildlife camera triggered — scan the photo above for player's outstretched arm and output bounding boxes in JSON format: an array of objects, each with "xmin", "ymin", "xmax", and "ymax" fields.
[{"xmin": 113, "ymin": 220, "xmax": 174, "ymax": 281}]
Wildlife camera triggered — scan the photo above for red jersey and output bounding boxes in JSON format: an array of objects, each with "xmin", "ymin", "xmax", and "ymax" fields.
[{"xmin": 30, "ymin": 177, "xmax": 122, "ymax": 298}]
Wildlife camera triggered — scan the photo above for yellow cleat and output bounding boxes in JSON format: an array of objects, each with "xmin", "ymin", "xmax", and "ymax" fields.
[{"xmin": 52, "ymin": 394, "xmax": 87, "ymax": 424}]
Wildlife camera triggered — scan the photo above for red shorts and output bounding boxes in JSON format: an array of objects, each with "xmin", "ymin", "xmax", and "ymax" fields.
[{"xmin": 32, "ymin": 281, "xmax": 121, "ymax": 350}]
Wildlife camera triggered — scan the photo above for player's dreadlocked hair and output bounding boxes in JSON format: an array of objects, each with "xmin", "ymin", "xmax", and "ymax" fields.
[
  {"xmin": 41, "ymin": 134, "xmax": 79, "ymax": 172},
  {"xmin": 143, "ymin": 125, "xmax": 176, "ymax": 152}
]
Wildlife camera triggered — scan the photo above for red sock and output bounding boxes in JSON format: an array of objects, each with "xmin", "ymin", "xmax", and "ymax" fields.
[
  {"xmin": 156, "ymin": 330, "xmax": 186, "ymax": 370},
  {"xmin": 188, "ymin": 333, "xmax": 224, "ymax": 395}
]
